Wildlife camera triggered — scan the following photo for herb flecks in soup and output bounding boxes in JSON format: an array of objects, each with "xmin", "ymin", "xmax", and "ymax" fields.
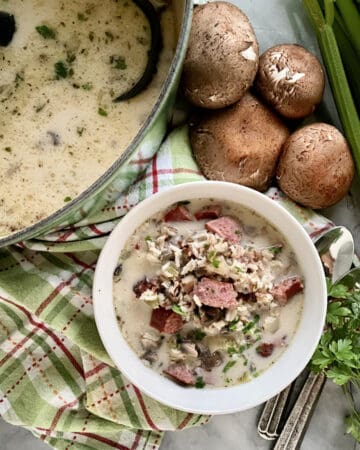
[
  {"xmin": 113, "ymin": 199, "xmax": 305, "ymax": 388},
  {"xmin": 0, "ymin": 0, "xmax": 175, "ymax": 236}
]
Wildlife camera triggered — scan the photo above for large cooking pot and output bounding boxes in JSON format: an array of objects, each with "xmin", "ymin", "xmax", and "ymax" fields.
[{"xmin": 1, "ymin": 0, "xmax": 193, "ymax": 248}]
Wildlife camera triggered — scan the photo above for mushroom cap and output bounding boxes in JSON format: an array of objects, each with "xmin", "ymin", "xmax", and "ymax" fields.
[
  {"xmin": 255, "ymin": 44, "xmax": 325, "ymax": 119},
  {"xmin": 276, "ymin": 123, "xmax": 354, "ymax": 209},
  {"xmin": 182, "ymin": 1, "xmax": 259, "ymax": 109},
  {"xmin": 190, "ymin": 93, "xmax": 289, "ymax": 191}
]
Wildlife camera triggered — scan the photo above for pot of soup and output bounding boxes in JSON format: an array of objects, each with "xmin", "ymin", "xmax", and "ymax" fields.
[{"xmin": 0, "ymin": 0, "xmax": 193, "ymax": 246}]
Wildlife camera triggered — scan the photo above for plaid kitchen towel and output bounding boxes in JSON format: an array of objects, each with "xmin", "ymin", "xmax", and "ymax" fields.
[{"xmin": 0, "ymin": 126, "xmax": 333, "ymax": 450}]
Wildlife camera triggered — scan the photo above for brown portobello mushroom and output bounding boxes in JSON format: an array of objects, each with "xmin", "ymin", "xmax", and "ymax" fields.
[
  {"xmin": 182, "ymin": 1, "xmax": 259, "ymax": 109},
  {"xmin": 190, "ymin": 93, "xmax": 289, "ymax": 192},
  {"xmin": 255, "ymin": 44, "xmax": 325, "ymax": 119},
  {"xmin": 276, "ymin": 123, "xmax": 354, "ymax": 209}
]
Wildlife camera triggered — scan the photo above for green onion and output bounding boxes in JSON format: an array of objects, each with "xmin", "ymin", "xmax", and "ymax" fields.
[
  {"xmin": 172, "ymin": 305, "xmax": 186, "ymax": 317},
  {"xmin": 223, "ymin": 360, "xmax": 237, "ymax": 373},
  {"xmin": 303, "ymin": 0, "xmax": 360, "ymax": 176}
]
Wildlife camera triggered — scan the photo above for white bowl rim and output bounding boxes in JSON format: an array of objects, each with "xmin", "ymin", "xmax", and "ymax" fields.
[{"xmin": 93, "ymin": 181, "xmax": 327, "ymax": 415}]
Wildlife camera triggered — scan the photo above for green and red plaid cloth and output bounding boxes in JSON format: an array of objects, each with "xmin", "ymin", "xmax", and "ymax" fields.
[{"xmin": 0, "ymin": 126, "xmax": 333, "ymax": 449}]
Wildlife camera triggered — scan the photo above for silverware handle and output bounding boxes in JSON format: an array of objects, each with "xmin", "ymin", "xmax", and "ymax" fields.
[
  {"xmin": 273, "ymin": 372, "xmax": 326, "ymax": 450},
  {"xmin": 258, "ymin": 385, "xmax": 292, "ymax": 440}
]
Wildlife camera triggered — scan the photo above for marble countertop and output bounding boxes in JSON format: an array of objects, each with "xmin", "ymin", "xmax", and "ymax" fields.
[{"xmin": 1, "ymin": 0, "xmax": 360, "ymax": 449}]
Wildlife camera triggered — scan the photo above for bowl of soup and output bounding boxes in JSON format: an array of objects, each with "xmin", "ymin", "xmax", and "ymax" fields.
[
  {"xmin": 0, "ymin": 0, "xmax": 193, "ymax": 246},
  {"xmin": 93, "ymin": 181, "xmax": 327, "ymax": 414}
]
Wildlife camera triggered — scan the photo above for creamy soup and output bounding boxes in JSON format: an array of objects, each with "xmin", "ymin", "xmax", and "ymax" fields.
[
  {"xmin": 114, "ymin": 199, "xmax": 304, "ymax": 389},
  {"xmin": 0, "ymin": 0, "xmax": 175, "ymax": 236}
]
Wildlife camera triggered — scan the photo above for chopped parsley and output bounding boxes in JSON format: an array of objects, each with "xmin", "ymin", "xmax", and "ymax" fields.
[
  {"xmin": 63, "ymin": 196, "xmax": 72, "ymax": 203},
  {"xmin": 268, "ymin": 245, "xmax": 283, "ymax": 255},
  {"xmin": 54, "ymin": 61, "xmax": 68, "ymax": 79},
  {"xmin": 223, "ymin": 360, "xmax": 237, "ymax": 373},
  {"xmin": 82, "ymin": 83, "xmax": 93, "ymax": 91},
  {"xmin": 172, "ymin": 305, "xmax": 186, "ymax": 317},
  {"xmin": 77, "ymin": 13, "xmax": 88, "ymax": 21},
  {"xmin": 195, "ymin": 376, "xmax": 205, "ymax": 389},
  {"xmin": 98, "ymin": 107, "xmax": 108, "ymax": 117},
  {"xmin": 66, "ymin": 53, "xmax": 76, "ymax": 64},
  {"xmin": 76, "ymin": 127, "xmax": 85, "ymax": 136},
  {"xmin": 105, "ymin": 30, "xmax": 115, "ymax": 41},
  {"xmin": 35, "ymin": 103, "xmax": 46, "ymax": 113},
  {"xmin": 110, "ymin": 55, "xmax": 127, "ymax": 70},
  {"xmin": 88, "ymin": 31, "xmax": 95, "ymax": 41},
  {"xmin": 193, "ymin": 329, "xmax": 206, "ymax": 341},
  {"xmin": 36, "ymin": 25, "xmax": 56, "ymax": 39},
  {"xmin": 4, "ymin": 147, "xmax": 12, "ymax": 153},
  {"xmin": 144, "ymin": 235, "xmax": 152, "ymax": 241},
  {"xmin": 15, "ymin": 73, "xmax": 24, "ymax": 83}
]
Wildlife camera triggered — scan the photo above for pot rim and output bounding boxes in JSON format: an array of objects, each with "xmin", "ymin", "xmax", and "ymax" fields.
[{"xmin": 1, "ymin": 0, "xmax": 194, "ymax": 247}]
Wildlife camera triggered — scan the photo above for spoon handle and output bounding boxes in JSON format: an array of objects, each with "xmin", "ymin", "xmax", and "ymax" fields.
[
  {"xmin": 273, "ymin": 372, "xmax": 326, "ymax": 450},
  {"xmin": 257, "ymin": 385, "xmax": 292, "ymax": 439}
]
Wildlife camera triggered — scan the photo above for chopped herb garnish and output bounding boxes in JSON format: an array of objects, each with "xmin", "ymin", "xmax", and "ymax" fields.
[
  {"xmin": 35, "ymin": 104, "xmax": 46, "ymax": 113},
  {"xmin": 194, "ymin": 329, "xmax": 206, "ymax": 341},
  {"xmin": 98, "ymin": 107, "xmax": 108, "ymax": 117},
  {"xmin": 66, "ymin": 53, "xmax": 76, "ymax": 64},
  {"xmin": 77, "ymin": 13, "xmax": 88, "ymax": 21},
  {"xmin": 64, "ymin": 196, "xmax": 72, "ymax": 202},
  {"xmin": 195, "ymin": 376, "xmax": 205, "ymax": 389},
  {"xmin": 88, "ymin": 31, "xmax": 95, "ymax": 41},
  {"xmin": 4, "ymin": 147, "xmax": 12, "ymax": 153},
  {"xmin": 223, "ymin": 360, "xmax": 237, "ymax": 373},
  {"xmin": 36, "ymin": 25, "xmax": 56, "ymax": 39},
  {"xmin": 110, "ymin": 55, "xmax": 127, "ymax": 70},
  {"xmin": 212, "ymin": 259, "xmax": 220, "ymax": 268},
  {"xmin": 228, "ymin": 318, "xmax": 240, "ymax": 331},
  {"xmin": 145, "ymin": 235, "xmax": 152, "ymax": 241},
  {"xmin": 54, "ymin": 61, "xmax": 68, "ymax": 79},
  {"xmin": 268, "ymin": 245, "xmax": 283, "ymax": 255},
  {"xmin": 105, "ymin": 30, "xmax": 114, "ymax": 41},
  {"xmin": 242, "ymin": 315, "xmax": 260, "ymax": 333},
  {"xmin": 77, "ymin": 127, "xmax": 85, "ymax": 136},
  {"xmin": 235, "ymin": 266, "xmax": 245, "ymax": 273},
  {"xmin": 136, "ymin": 36, "xmax": 149, "ymax": 46},
  {"xmin": 15, "ymin": 73, "xmax": 24, "ymax": 83},
  {"xmin": 172, "ymin": 305, "xmax": 187, "ymax": 317},
  {"xmin": 82, "ymin": 83, "xmax": 93, "ymax": 91},
  {"xmin": 227, "ymin": 344, "xmax": 248, "ymax": 356}
]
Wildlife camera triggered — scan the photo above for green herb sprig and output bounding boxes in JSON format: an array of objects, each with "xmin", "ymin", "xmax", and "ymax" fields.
[{"xmin": 310, "ymin": 278, "xmax": 360, "ymax": 441}]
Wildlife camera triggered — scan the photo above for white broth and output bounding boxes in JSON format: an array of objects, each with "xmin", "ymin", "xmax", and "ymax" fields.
[
  {"xmin": 113, "ymin": 199, "xmax": 304, "ymax": 388},
  {"xmin": 0, "ymin": 0, "xmax": 175, "ymax": 236}
]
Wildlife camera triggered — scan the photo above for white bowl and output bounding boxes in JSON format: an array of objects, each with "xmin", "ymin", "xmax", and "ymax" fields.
[{"xmin": 93, "ymin": 181, "xmax": 327, "ymax": 414}]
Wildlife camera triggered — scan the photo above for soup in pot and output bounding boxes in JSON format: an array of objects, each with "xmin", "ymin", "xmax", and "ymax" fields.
[{"xmin": 0, "ymin": 0, "xmax": 175, "ymax": 236}]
